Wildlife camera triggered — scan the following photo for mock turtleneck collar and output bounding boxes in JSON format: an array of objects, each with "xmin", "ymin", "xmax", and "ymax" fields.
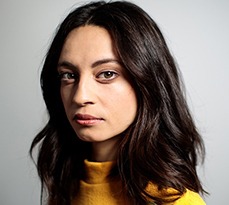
[{"xmin": 84, "ymin": 159, "xmax": 116, "ymax": 184}]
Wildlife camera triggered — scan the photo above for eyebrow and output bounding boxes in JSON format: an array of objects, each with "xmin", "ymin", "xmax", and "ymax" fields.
[
  {"xmin": 91, "ymin": 58, "xmax": 120, "ymax": 68},
  {"xmin": 57, "ymin": 58, "xmax": 121, "ymax": 70},
  {"xmin": 57, "ymin": 61, "xmax": 77, "ymax": 71}
]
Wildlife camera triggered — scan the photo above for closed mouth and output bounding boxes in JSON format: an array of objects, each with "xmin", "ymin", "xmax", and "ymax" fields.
[{"xmin": 73, "ymin": 114, "xmax": 104, "ymax": 125}]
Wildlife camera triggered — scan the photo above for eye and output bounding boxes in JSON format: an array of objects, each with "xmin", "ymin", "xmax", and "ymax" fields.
[
  {"xmin": 58, "ymin": 72, "xmax": 77, "ymax": 84},
  {"xmin": 97, "ymin": 71, "xmax": 118, "ymax": 81}
]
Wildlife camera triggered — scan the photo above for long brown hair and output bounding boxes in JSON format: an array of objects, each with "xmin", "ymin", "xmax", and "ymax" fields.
[{"xmin": 30, "ymin": 1, "xmax": 205, "ymax": 204}]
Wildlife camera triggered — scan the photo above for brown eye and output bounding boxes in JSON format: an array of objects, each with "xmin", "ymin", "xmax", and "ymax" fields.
[
  {"xmin": 59, "ymin": 72, "xmax": 76, "ymax": 84},
  {"xmin": 97, "ymin": 71, "xmax": 118, "ymax": 80},
  {"xmin": 63, "ymin": 73, "xmax": 75, "ymax": 79}
]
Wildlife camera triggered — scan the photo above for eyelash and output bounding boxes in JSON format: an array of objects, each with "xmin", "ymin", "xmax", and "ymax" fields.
[
  {"xmin": 58, "ymin": 70, "xmax": 118, "ymax": 84},
  {"xmin": 96, "ymin": 71, "xmax": 118, "ymax": 81},
  {"xmin": 58, "ymin": 72, "xmax": 77, "ymax": 83}
]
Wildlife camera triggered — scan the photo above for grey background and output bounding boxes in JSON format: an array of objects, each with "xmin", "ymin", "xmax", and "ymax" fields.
[{"xmin": 0, "ymin": 0, "xmax": 228, "ymax": 204}]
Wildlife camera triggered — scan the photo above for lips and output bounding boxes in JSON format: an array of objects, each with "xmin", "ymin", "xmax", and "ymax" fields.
[{"xmin": 73, "ymin": 114, "xmax": 104, "ymax": 126}]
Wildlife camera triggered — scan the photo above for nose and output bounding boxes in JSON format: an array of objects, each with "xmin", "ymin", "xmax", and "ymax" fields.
[{"xmin": 72, "ymin": 75, "xmax": 95, "ymax": 106}]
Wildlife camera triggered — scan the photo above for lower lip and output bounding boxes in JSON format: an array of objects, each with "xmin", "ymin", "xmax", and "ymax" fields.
[{"xmin": 75, "ymin": 119, "xmax": 104, "ymax": 126}]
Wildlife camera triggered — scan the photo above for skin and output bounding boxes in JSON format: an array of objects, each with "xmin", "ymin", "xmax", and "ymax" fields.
[{"xmin": 57, "ymin": 25, "xmax": 137, "ymax": 162}]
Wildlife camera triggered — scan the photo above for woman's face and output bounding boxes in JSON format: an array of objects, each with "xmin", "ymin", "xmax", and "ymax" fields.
[{"xmin": 58, "ymin": 25, "xmax": 137, "ymax": 143}]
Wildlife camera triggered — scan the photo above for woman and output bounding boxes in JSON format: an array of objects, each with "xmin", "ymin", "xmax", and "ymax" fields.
[{"xmin": 30, "ymin": 1, "xmax": 206, "ymax": 204}]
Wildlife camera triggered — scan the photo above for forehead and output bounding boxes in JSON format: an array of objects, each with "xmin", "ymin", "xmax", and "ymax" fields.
[{"xmin": 60, "ymin": 25, "xmax": 118, "ymax": 63}]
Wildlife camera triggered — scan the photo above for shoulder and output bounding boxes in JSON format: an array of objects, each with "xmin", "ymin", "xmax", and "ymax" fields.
[
  {"xmin": 146, "ymin": 183, "xmax": 206, "ymax": 205},
  {"xmin": 173, "ymin": 189, "xmax": 206, "ymax": 205}
]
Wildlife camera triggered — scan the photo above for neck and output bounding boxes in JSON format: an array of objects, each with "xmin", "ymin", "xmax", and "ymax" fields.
[{"xmin": 91, "ymin": 136, "xmax": 121, "ymax": 162}]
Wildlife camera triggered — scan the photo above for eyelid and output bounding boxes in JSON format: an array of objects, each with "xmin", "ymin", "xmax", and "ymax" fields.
[
  {"xmin": 96, "ymin": 70, "xmax": 119, "ymax": 81},
  {"xmin": 58, "ymin": 70, "xmax": 78, "ymax": 84},
  {"xmin": 58, "ymin": 72, "xmax": 75, "ymax": 79}
]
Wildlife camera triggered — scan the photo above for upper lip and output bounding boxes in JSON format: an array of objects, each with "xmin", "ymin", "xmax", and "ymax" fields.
[{"xmin": 74, "ymin": 113, "xmax": 103, "ymax": 120}]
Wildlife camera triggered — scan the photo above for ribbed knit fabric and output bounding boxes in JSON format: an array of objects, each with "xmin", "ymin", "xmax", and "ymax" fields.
[{"xmin": 71, "ymin": 160, "xmax": 206, "ymax": 205}]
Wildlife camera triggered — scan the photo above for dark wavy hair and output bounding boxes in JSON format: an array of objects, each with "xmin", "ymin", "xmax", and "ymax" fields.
[{"xmin": 30, "ymin": 1, "xmax": 205, "ymax": 204}]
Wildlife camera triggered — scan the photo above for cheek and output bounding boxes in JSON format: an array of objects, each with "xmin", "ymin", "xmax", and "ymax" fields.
[
  {"xmin": 124, "ymin": 91, "xmax": 137, "ymax": 118},
  {"xmin": 109, "ymin": 85, "xmax": 137, "ymax": 119},
  {"xmin": 60, "ymin": 88, "xmax": 66, "ymax": 105},
  {"xmin": 118, "ymin": 83, "xmax": 137, "ymax": 105},
  {"xmin": 60, "ymin": 87, "xmax": 71, "ymax": 112}
]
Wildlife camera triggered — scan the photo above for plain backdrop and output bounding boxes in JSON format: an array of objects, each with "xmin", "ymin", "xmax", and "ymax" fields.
[{"xmin": 0, "ymin": 0, "xmax": 228, "ymax": 204}]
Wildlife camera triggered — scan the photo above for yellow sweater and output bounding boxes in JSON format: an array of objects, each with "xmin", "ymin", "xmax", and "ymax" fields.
[{"xmin": 71, "ymin": 160, "xmax": 206, "ymax": 205}]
